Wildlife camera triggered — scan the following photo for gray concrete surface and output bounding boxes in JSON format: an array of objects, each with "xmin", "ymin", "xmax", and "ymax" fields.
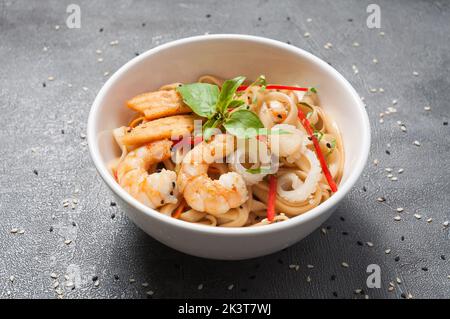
[{"xmin": 0, "ymin": 0, "xmax": 449, "ymax": 299}]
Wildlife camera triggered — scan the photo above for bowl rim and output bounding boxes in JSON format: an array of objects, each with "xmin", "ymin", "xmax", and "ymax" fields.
[{"xmin": 87, "ymin": 34, "xmax": 371, "ymax": 236}]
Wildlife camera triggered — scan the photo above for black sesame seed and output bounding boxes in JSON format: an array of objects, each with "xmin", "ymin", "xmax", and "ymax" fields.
[
  {"xmin": 394, "ymin": 256, "xmax": 400, "ymax": 262},
  {"xmin": 161, "ymin": 200, "xmax": 164, "ymax": 205},
  {"xmin": 249, "ymin": 275, "xmax": 256, "ymax": 280},
  {"xmin": 326, "ymin": 142, "xmax": 331, "ymax": 148},
  {"xmin": 135, "ymin": 52, "xmax": 140, "ymax": 56},
  {"xmin": 362, "ymin": 186, "xmax": 367, "ymax": 192},
  {"xmin": 172, "ymin": 182, "xmax": 176, "ymax": 188},
  {"xmin": 277, "ymin": 114, "xmax": 283, "ymax": 119},
  {"xmin": 92, "ymin": 276, "xmax": 98, "ymax": 282},
  {"xmin": 169, "ymin": 191, "xmax": 174, "ymax": 196},
  {"xmin": 421, "ymin": 267, "xmax": 428, "ymax": 271},
  {"xmin": 333, "ymin": 291, "xmax": 338, "ymax": 297},
  {"xmin": 441, "ymin": 255, "xmax": 446, "ymax": 260},
  {"xmin": 401, "ymin": 293, "xmax": 407, "ymax": 299},
  {"xmin": 401, "ymin": 236, "xmax": 405, "ymax": 241},
  {"xmin": 330, "ymin": 275, "xmax": 336, "ymax": 281},
  {"xmin": 206, "ymin": 14, "xmax": 211, "ymax": 18},
  {"xmin": 340, "ymin": 216, "xmax": 345, "ymax": 221},
  {"xmin": 444, "ymin": 121, "xmax": 448, "ymax": 126},
  {"xmin": 110, "ymin": 201, "xmax": 116, "ymax": 206},
  {"xmin": 385, "ymin": 150, "xmax": 391, "ymax": 155},
  {"xmin": 286, "ymin": 16, "xmax": 290, "ymax": 21},
  {"xmin": 72, "ymin": 222, "xmax": 76, "ymax": 227},
  {"xmin": 357, "ymin": 241, "xmax": 363, "ymax": 246},
  {"xmin": 114, "ymin": 274, "xmax": 119, "ymax": 280},
  {"xmin": 99, "ymin": 28, "xmax": 103, "ymax": 32},
  {"xmin": 42, "ymin": 82, "xmax": 46, "ymax": 87},
  {"xmin": 61, "ymin": 129, "xmax": 64, "ymax": 134},
  {"xmin": 342, "ymin": 231, "xmax": 348, "ymax": 236},
  {"xmin": 326, "ymin": 225, "xmax": 332, "ymax": 230},
  {"xmin": 348, "ymin": 18, "xmax": 353, "ymax": 22},
  {"xmin": 49, "ymin": 226, "xmax": 53, "ymax": 232},
  {"xmin": 141, "ymin": 22, "xmax": 146, "ymax": 27},
  {"xmin": 111, "ymin": 213, "xmax": 115, "ymax": 219},
  {"xmin": 286, "ymin": 41, "xmax": 291, "ymax": 44},
  {"xmin": 33, "ymin": 169, "xmax": 38, "ymax": 176},
  {"xmin": 258, "ymin": 17, "xmax": 262, "ymax": 21}
]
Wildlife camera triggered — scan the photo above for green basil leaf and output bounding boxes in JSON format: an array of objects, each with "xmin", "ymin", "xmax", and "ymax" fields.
[
  {"xmin": 216, "ymin": 76, "xmax": 246, "ymax": 113},
  {"xmin": 227, "ymin": 99, "xmax": 245, "ymax": 109},
  {"xmin": 223, "ymin": 109, "xmax": 264, "ymax": 138},
  {"xmin": 203, "ymin": 116, "xmax": 222, "ymax": 141},
  {"xmin": 246, "ymin": 167, "xmax": 272, "ymax": 174},
  {"xmin": 176, "ymin": 83, "xmax": 219, "ymax": 118}
]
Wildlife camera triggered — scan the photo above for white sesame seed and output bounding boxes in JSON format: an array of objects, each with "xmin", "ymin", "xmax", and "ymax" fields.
[
  {"xmin": 228, "ymin": 284, "xmax": 234, "ymax": 290},
  {"xmin": 379, "ymin": 119, "xmax": 384, "ymax": 124},
  {"xmin": 303, "ymin": 32, "xmax": 310, "ymax": 38},
  {"xmin": 392, "ymin": 99, "xmax": 398, "ymax": 105},
  {"xmin": 64, "ymin": 275, "xmax": 70, "ymax": 281},
  {"xmin": 64, "ymin": 239, "xmax": 72, "ymax": 245},
  {"xmin": 352, "ymin": 42, "xmax": 360, "ymax": 47},
  {"xmin": 53, "ymin": 281, "xmax": 59, "ymax": 288},
  {"xmin": 391, "ymin": 177, "xmax": 398, "ymax": 181},
  {"xmin": 373, "ymin": 159, "xmax": 379, "ymax": 166},
  {"xmin": 289, "ymin": 264, "xmax": 297, "ymax": 269},
  {"xmin": 341, "ymin": 262, "xmax": 349, "ymax": 268},
  {"xmin": 372, "ymin": 58, "xmax": 378, "ymax": 64},
  {"xmin": 10, "ymin": 228, "xmax": 18, "ymax": 234},
  {"xmin": 396, "ymin": 207, "xmax": 404, "ymax": 212},
  {"xmin": 388, "ymin": 286, "xmax": 394, "ymax": 292},
  {"xmin": 414, "ymin": 214, "xmax": 422, "ymax": 220},
  {"xmin": 396, "ymin": 277, "xmax": 402, "ymax": 284},
  {"xmin": 385, "ymin": 168, "xmax": 393, "ymax": 172},
  {"xmin": 9, "ymin": 275, "xmax": 15, "ymax": 282},
  {"xmin": 307, "ymin": 264, "xmax": 314, "ymax": 269},
  {"xmin": 51, "ymin": 273, "xmax": 59, "ymax": 279},
  {"xmin": 197, "ymin": 284, "xmax": 203, "ymax": 290},
  {"xmin": 379, "ymin": 88, "xmax": 385, "ymax": 93},
  {"xmin": 379, "ymin": 31, "xmax": 385, "ymax": 36},
  {"xmin": 447, "ymin": 275, "xmax": 450, "ymax": 279},
  {"xmin": 321, "ymin": 228, "xmax": 327, "ymax": 234},
  {"xmin": 413, "ymin": 71, "xmax": 419, "ymax": 76},
  {"xmin": 97, "ymin": 57, "xmax": 103, "ymax": 62},
  {"xmin": 413, "ymin": 140, "xmax": 421, "ymax": 146},
  {"xmin": 94, "ymin": 280, "xmax": 100, "ymax": 287},
  {"xmin": 43, "ymin": 46, "xmax": 48, "ymax": 52},
  {"xmin": 397, "ymin": 169, "xmax": 404, "ymax": 174},
  {"xmin": 68, "ymin": 83, "xmax": 73, "ymax": 88},
  {"xmin": 427, "ymin": 218, "xmax": 433, "ymax": 223},
  {"xmin": 96, "ymin": 49, "xmax": 102, "ymax": 54},
  {"xmin": 354, "ymin": 289, "xmax": 362, "ymax": 294},
  {"xmin": 366, "ymin": 242, "xmax": 374, "ymax": 247},
  {"xmin": 443, "ymin": 221, "xmax": 449, "ymax": 227},
  {"xmin": 424, "ymin": 106, "xmax": 431, "ymax": 111},
  {"xmin": 129, "ymin": 278, "xmax": 136, "ymax": 283},
  {"xmin": 18, "ymin": 229, "xmax": 25, "ymax": 234},
  {"xmin": 407, "ymin": 293, "xmax": 413, "ymax": 299},
  {"xmin": 385, "ymin": 249, "xmax": 391, "ymax": 254},
  {"xmin": 394, "ymin": 216, "xmax": 401, "ymax": 221},
  {"xmin": 370, "ymin": 88, "xmax": 377, "ymax": 93},
  {"xmin": 306, "ymin": 18, "xmax": 312, "ymax": 22},
  {"xmin": 65, "ymin": 281, "xmax": 74, "ymax": 288},
  {"xmin": 104, "ymin": 71, "xmax": 110, "ymax": 76},
  {"xmin": 306, "ymin": 276, "xmax": 311, "ymax": 282},
  {"xmin": 142, "ymin": 282, "xmax": 149, "ymax": 287},
  {"xmin": 82, "ymin": 87, "xmax": 88, "ymax": 91},
  {"xmin": 110, "ymin": 40, "xmax": 119, "ymax": 46},
  {"xmin": 377, "ymin": 197, "xmax": 385, "ymax": 202},
  {"xmin": 387, "ymin": 174, "xmax": 393, "ymax": 178},
  {"xmin": 146, "ymin": 290, "xmax": 154, "ymax": 296},
  {"xmin": 48, "ymin": 76, "xmax": 55, "ymax": 81},
  {"xmin": 54, "ymin": 25, "xmax": 60, "ymax": 30}
]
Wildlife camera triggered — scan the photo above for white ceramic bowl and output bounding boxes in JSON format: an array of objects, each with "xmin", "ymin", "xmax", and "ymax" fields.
[{"xmin": 88, "ymin": 34, "xmax": 370, "ymax": 260}]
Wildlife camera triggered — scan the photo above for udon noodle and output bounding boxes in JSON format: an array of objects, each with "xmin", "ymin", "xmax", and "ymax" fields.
[{"xmin": 110, "ymin": 75, "xmax": 344, "ymax": 227}]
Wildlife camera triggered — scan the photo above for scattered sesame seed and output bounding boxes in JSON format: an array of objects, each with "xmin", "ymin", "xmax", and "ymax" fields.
[
  {"xmin": 414, "ymin": 214, "xmax": 422, "ymax": 220},
  {"xmin": 129, "ymin": 278, "xmax": 135, "ymax": 283},
  {"xmin": 146, "ymin": 290, "xmax": 154, "ymax": 296},
  {"xmin": 392, "ymin": 99, "xmax": 398, "ymax": 105},
  {"xmin": 379, "ymin": 31, "xmax": 385, "ymax": 36},
  {"xmin": 65, "ymin": 281, "xmax": 74, "ymax": 288},
  {"xmin": 373, "ymin": 159, "xmax": 379, "ymax": 166},
  {"xmin": 303, "ymin": 32, "xmax": 310, "ymax": 38},
  {"xmin": 53, "ymin": 281, "xmax": 59, "ymax": 288},
  {"xmin": 394, "ymin": 216, "xmax": 402, "ymax": 221},
  {"xmin": 354, "ymin": 289, "xmax": 362, "ymax": 294},
  {"xmin": 324, "ymin": 42, "xmax": 333, "ymax": 49},
  {"xmin": 142, "ymin": 282, "xmax": 149, "ymax": 287},
  {"xmin": 398, "ymin": 168, "xmax": 404, "ymax": 174},
  {"xmin": 396, "ymin": 277, "xmax": 402, "ymax": 284},
  {"xmin": 341, "ymin": 262, "xmax": 349, "ymax": 268},
  {"xmin": 385, "ymin": 249, "xmax": 391, "ymax": 254},
  {"xmin": 396, "ymin": 207, "xmax": 404, "ymax": 212},
  {"xmin": 18, "ymin": 229, "xmax": 25, "ymax": 234},
  {"xmin": 379, "ymin": 88, "xmax": 385, "ymax": 93},
  {"xmin": 424, "ymin": 106, "xmax": 431, "ymax": 111},
  {"xmin": 51, "ymin": 273, "xmax": 59, "ymax": 279},
  {"xmin": 97, "ymin": 57, "xmax": 103, "ymax": 62},
  {"xmin": 372, "ymin": 58, "xmax": 378, "ymax": 64},
  {"xmin": 413, "ymin": 140, "xmax": 421, "ymax": 146},
  {"xmin": 104, "ymin": 71, "xmax": 110, "ymax": 76},
  {"xmin": 48, "ymin": 76, "xmax": 55, "ymax": 81},
  {"xmin": 366, "ymin": 242, "xmax": 374, "ymax": 247},
  {"xmin": 306, "ymin": 276, "xmax": 311, "ymax": 283},
  {"xmin": 228, "ymin": 284, "xmax": 234, "ymax": 290},
  {"xmin": 388, "ymin": 286, "xmax": 394, "ymax": 292},
  {"xmin": 387, "ymin": 174, "xmax": 393, "ymax": 178},
  {"xmin": 82, "ymin": 86, "xmax": 88, "ymax": 91},
  {"xmin": 370, "ymin": 88, "xmax": 377, "ymax": 93},
  {"xmin": 10, "ymin": 228, "xmax": 18, "ymax": 234},
  {"xmin": 306, "ymin": 18, "xmax": 312, "ymax": 22},
  {"xmin": 413, "ymin": 71, "xmax": 419, "ymax": 76},
  {"xmin": 54, "ymin": 25, "xmax": 60, "ymax": 30},
  {"xmin": 443, "ymin": 221, "xmax": 449, "ymax": 227},
  {"xmin": 64, "ymin": 239, "xmax": 72, "ymax": 245},
  {"xmin": 94, "ymin": 280, "xmax": 100, "ymax": 287},
  {"xmin": 307, "ymin": 264, "xmax": 314, "ymax": 269},
  {"xmin": 379, "ymin": 118, "xmax": 384, "ymax": 124},
  {"xmin": 377, "ymin": 197, "xmax": 386, "ymax": 202},
  {"xmin": 426, "ymin": 218, "xmax": 433, "ymax": 223},
  {"xmin": 321, "ymin": 228, "xmax": 327, "ymax": 234},
  {"xmin": 400, "ymin": 125, "xmax": 407, "ymax": 132},
  {"xmin": 109, "ymin": 40, "xmax": 119, "ymax": 46},
  {"xmin": 352, "ymin": 42, "xmax": 360, "ymax": 47},
  {"xmin": 197, "ymin": 284, "xmax": 204, "ymax": 290},
  {"xmin": 9, "ymin": 275, "xmax": 15, "ymax": 282},
  {"xmin": 96, "ymin": 49, "xmax": 102, "ymax": 54},
  {"xmin": 385, "ymin": 168, "xmax": 393, "ymax": 172}
]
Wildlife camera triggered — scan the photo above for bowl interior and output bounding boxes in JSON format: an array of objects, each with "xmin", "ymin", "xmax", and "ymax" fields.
[{"xmin": 93, "ymin": 36, "xmax": 367, "ymax": 192}]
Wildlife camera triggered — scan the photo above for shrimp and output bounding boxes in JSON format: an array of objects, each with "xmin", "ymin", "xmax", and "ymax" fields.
[
  {"xmin": 116, "ymin": 140, "xmax": 178, "ymax": 209},
  {"xmin": 178, "ymin": 134, "xmax": 248, "ymax": 215}
]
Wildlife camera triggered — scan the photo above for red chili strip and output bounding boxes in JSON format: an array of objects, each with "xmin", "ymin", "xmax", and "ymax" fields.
[
  {"xmin": 267, "ymin": 175, "xmax": 277, "ymax": 222},
  {"xmin": 172, "ymin": 135, "xmax": 203, "ymax": 148},
  {"xmin": 297, "ymin": 108, "xmax": 338, "ymax": 192},
  {"xmin": 237, "ymin": 85, "xmax": 309, "ymax": 92}
]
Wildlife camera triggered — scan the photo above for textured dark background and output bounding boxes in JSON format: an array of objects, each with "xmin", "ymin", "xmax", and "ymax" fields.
[{"xmin": 0, "ymin": 0, "xmax": 449, "ymax": 299}]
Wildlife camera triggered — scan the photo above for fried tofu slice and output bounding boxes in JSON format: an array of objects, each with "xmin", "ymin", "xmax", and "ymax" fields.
[
  {"xmin": 126, "ymin": 89, "xmax": 192, "ymax": 120},
  {"xmin": 122, "ymin": 115, "xmax": 196, "ymax": 146}
]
